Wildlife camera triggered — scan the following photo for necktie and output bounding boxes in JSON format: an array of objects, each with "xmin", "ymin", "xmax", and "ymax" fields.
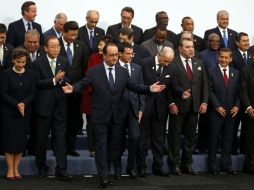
[
  {"xmin": 124, "ymin": 63, "xmax": 130, "ymax": 76},
  {"xmin": 108, "ymin": 68, "xmax": 114, "ymax": 90},
  {"xmin": 27, "ymin": 22, "xmax": 31, "ymax": 31},
  {"xmin": 89, "ymin": 30, "xmax": 94, "ymax": 48},
  {"xmin": 31, "ymin": 52, "xmax": 36, "ymax": 62},
  {"xmin": 222, "ymin": 30, "xmax": 228, "ymax": 48},
  {"xmin": 185, "ymin": 59, "xmax": 193, "ymax": 81},
  {"xmin": 66, "ymin": 43, "xmax": 73, "ymax": 66},
  {"xmin": 223, "ymin": 68, "xmax": 228, "ymax": 88},
  {"xmin": 0, "ymin": 47, "xmax": 3, "ymax": 65},
  {"xmin": 243, "ymin": 53, "xmax": 248, "ymax": 65},
  {"xmin": 50, "ymin": 59, "xmax": 55, "ymax": 75},
  {"xmin": 156, "ymin": 64, "xmax": 162, "ymax": 79}
]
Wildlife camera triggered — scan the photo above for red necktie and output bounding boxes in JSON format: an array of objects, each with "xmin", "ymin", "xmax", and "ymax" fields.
[
  {"xmin": 223, "ymin": 68, "xmax": 228, "ymax": 88},
  {"xmin": 185, "ymin": 59, "xmax": 192, "ymax": 81}
]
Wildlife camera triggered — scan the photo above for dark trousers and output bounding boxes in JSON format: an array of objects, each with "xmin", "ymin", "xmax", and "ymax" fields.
[
  {"xmin": 35, "ymin": 107, "xmax": 67, "ymax": 171},
  {"xmin": 86, "ymin": 115, "xmax": 96, "ymax": 152},
  {"xmin": 94, "ymin": 120, "xmax": 115, "ymax": 178},
  {"xmin": 137, "ymin": 114, "xmax": 166, "ymax": 171},
  {"xmin": 66, "ymin": 94, "xmax": 83, "ymax": 151},
  {"xmin": 244, "ymin": 117, "xmax": 254, "ymax": 172},
  {"xmin": 197, "ymin": 113, "xmax": 209, "ymax": 152},
  {"xmin": 113, "ymin": 109, "xmax": 140, "ymax": 172},
  {"xmin": 207, "ymin": 119, "xmax": 234, "ymax": 171},
  {"xmin": 168, "ymin": 111, "xmax": 198, "ymax": 167}
]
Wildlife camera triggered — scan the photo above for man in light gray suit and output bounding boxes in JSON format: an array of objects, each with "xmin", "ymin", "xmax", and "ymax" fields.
[{"xmin": 141, "ymin": 25, "xmax": 174, "ymax": 57}]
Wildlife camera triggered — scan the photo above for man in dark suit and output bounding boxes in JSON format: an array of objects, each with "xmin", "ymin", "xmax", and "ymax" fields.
[
  {"xmin": 43, "ymin": 13, "xmax": 67, "ymax": 39},
  {"xmin": 59, "ymin": 21, "xmax": 88, "ymax": 156},
  {"xmin": 33, "ymin": 36, "xmax": 70, "ymax": 181},
  {"xmin": 204, "ymin": 10, "xmax": 238, "ymax": 50},
  {"xmin": 118, "ymin": 27, "xmax": 149, "ymax": 64},
  {"xmin": 143, "ymin": 11, "xmax": 177, "ymax": 48},
  {"xmin": 6, "ymin": 1, "xmax": 43, "ymax": 47},
  {"xmin": 106, "ymin": 7, "xmax": 143, "ymax": 44},
  {"xmin": 0, "ymin": 23, "xmax": 13, "ymax": 71},
  {"xmin": 141, "ymin": 25, "xmax": 174, "ymax": 57},
  {"xmin": 168, "ymin": 38, "xmax": 209, "ymax": 175},
  {"xmin": 175, "ymin": 17, "xmax": 204, "ymax": 52},
  {"xmin": 62, "ymin": 43, "xmax": 165, "ymax": 188},
  {"xmin": 136, "ymin": 47, "xmax": 190, "ymax": 177},
  {"xmin": 240, "ymin": 55, "xmax": 254, "ymax": 174},
  {"xmin": 78, "ymin": 10, "xmax": 105, "ymax": 56},
  {"xmin": 231, "ymin": 32, "xmax": 251, "ymax": 155},
  {"xmin": 112, "ymin": 42, "xmax": 145, "ymax": 179},
  {"xmin": 207, "ymin": 48, "xmax": 239, "ymax": 175}
]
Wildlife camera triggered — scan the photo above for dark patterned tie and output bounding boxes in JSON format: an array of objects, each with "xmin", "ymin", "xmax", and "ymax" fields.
[
  {"xmin": 156, "ymin": 64, "xmax": 162, "ymax": 80},
  {"xmin": 89, "ymin": 30, "xmax": 94, "ymax": 48},
  {"xmin": 222, "ymin": 30, "xmax": 228, "ymax": 48},
  {"xmin": 108, "ymin": 68, "xmax": 114, "ymax": 90},
  {"xmin": 27, "ymin": 22, "xmax": 31, "ymax": 31},
  {"xmin": 66, "ymin": 43, "xmax": 73, "ymax": 66},
  {"xmin": 243, "ymin": 53, "xmax": 248, "ymax": 65}
]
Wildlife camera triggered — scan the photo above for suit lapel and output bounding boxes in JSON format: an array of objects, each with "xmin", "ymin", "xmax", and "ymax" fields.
[
  {"xmin": 191, "ymin": 58, "xmax": 198, "ymax": 81},
  {"xmin": 215, "ymin": 65, "xmax": 227, "ymax": 89},
  {"xmin": 99, "ymin": 64, "xmax": 112, "ymax": 91},
  {"xmin": 178, "ymin": 56, "xmax": 189, "ymax": 81},
  {"xmin": 43, "ymin": 56, "xmax": 54, "ymax": 77}
]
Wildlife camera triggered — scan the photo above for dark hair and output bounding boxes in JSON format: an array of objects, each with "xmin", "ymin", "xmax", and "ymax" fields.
[
  {"xmin": 102, "ymin": 42, "xmax": 117, "ymax": 54},
  {"xmin": 121, "ymin": 7, "xmax": 134, "ymax": 18},
  {"xmin": 119, "ymin": 27, "xmax": 134, "ymax": 39},
  {"xmin": 21, "ymin": 1, "xmax": 35, "ymax": 16},
  {"xmin": 219, "ymin": 48, "xmax": 232, "ymax": 57},
  {"xmin": 155, "ymin": 24, "xmax": 167, "ymax": 32},
  {"xmin": 155, "ymin": 11, "xmax": 167, "ymax": 22},
  {"xmin": 99, "ymin": 34, "xmax": 114, "ymax": 44},
  {"xmin": 12, "ymin": 47, "xmax": 29, "ymax": 60},
  {"xmin": 118, "ymin": 41, "xmax": 133, "ymax": 53},
  {"xmin": 235, "ymin": 32, "xmax": 248, "ymax": 43},
  {"xmin": 0, "ymin": 23, "xmax": 7, "ymax": 33},
  {"xmin": 181, "ymin": 16, "xmax": 192, "ymax": 24},
  {"xmin": 63, "ymin": 21, "xmax": 79, "ymax": 32},
  {"xmin": 44, "ymin": 35, "xmax": 58, "ymax": 46}
]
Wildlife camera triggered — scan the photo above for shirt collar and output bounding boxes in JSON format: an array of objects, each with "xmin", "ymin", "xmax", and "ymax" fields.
[
  {"xmin": 119, "ymin": 60, "xmax": 130, "ymax": 67},
  {"xmin": 103, "ymin": 62, "xmax": 115, "ymax": 70},
  {"xmin": 46, "ymin": 55, "xmax": 57, "ymax": 63}
]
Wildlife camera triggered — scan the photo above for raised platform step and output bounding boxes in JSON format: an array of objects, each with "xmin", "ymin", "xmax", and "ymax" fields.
[{"xmin": 0, "ymin": 150, "xmax": 244, "ymax": 176}]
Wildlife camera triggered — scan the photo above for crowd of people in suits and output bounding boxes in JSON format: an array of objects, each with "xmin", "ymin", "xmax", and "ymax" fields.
[{"xmin": 1, "ymin": 0, "xmax": 254, "ymax": 188}]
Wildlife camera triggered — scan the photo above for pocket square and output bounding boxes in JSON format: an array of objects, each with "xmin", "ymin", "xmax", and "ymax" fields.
[
  {"xmin": 164, "ymin": 75, "xmax": 170, "ymax": 78},
  {"xmin": 197, "ymin": 66, "xmax": 202, "ymax": 70}
]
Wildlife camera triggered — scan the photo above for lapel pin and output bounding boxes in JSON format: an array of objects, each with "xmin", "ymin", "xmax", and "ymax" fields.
[
  {"xmin": 231, "ymin": 73, "xmax": 233, "ymax": 77},
  {"xmin": 152, "ymin": 67, "xmax": 155, "ymax": 70}
]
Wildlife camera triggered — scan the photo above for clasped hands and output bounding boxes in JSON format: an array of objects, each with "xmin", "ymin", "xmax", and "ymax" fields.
[
  {"xmin": 54, "ymin": 70, "xmax": 65, "ymax": 83},
  {"xmin": 216, "ymin": 106, "xmax": 239, "ymax": 117}
]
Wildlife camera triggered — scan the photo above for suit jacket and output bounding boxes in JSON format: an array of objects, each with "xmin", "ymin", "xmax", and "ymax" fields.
[
  {"xmin": 119, "ymin": 62, "xmax": 145, "ymax": 118},
  {"xmin": 140, "ymin": 56, "xmax": 182, "ymax": 120},
  {"xmin": 140, "ymin": 38, "xmax": 174, "ymax": 57},
  {"xmin": 43, "ymin": 27, "xmax": 58, "ymax": 39},
  {"xmin": 6, "ymin": 18, "xmax": 44, "ymax": 47},
  {"xmin": 203, "ymin": 27, "xmax": 238, "ymax": 50},
  {"xmin": 106, "ymin": 23, "xmax": 143, "ymax": 44},
  {"xmin": 175, "ymin": 32, "xmax": 204, "ymax": 52},
  {"xmin": 0, "ymin": 43, "xmax": 13, "ymax": 71},
  {"xmin": 200, "ymin": 48, "xmax": 219, "ymax": 71},
  {"xmin": 240, "ymin": 62, "xmax": 254, "ymax": 111},
  {"xmin": 232, "ymin": 49, "xmax": 252, "ymax": 71},
  {"xmin": 207, "ymin": 65, "xmax": 240, "ymax": 121},
  {"xmin": 59, "ymin": 38, "xmax": 89, "ymax": 83},
  {"xmin": 169, "ymin": 55, "xmax": 209, "ymax": 114},
  {"xmin": 33, "ymin": 55, "xmax": 70, "ymax": 117},
  {"xmin": 77, "ymin": 25, "xmax": 105, "ymax": 55},
  {"xmin": 73, "ymin": 63, "xmax": 150, "ymax": 124},
  {"xmin": 142, "ymin": 27, "xmax": 177, "ymax": 48},
  {"xmin": 132, "ymin": 43, "xmax": 149, "ymax": 65}
]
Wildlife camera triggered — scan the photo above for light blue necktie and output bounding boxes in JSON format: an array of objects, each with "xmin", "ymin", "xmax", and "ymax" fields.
[
  {"xmin": 66, "ymin": 43, "xmax": 73, "ymax": 66},
  {"xmin": 223, "ymin": 30, "xmax": 228, "ymax": 48}
]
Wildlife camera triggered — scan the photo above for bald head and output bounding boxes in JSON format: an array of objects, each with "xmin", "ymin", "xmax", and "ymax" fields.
[{"xmin": 158, "ymin": 47, "xmax": 174, "ymax": 66}]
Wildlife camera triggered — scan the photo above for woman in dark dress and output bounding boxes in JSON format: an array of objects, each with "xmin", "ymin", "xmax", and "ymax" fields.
[{"xmin": 1, "ymin": 47, "xmax": 36, "ymax": 180}]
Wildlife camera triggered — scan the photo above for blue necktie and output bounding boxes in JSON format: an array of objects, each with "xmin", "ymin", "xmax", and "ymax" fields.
[
  {"xmin": 223, "ymin": 30, "xmax": 228, "ymax": 48},
  {"xmin": 243, "ymin": 53, "xmax": 248, "ymax": 65},
  {"xmin": 89, "ymin": 30, "xmax": 94, "ymax": 48},
  {"xmin": 66, "ymin": 43, "xmax": 73, "ymax": 66},
  {"xmin": 108, "ymin": 68, "xmax": 114, "ymax": 90}
]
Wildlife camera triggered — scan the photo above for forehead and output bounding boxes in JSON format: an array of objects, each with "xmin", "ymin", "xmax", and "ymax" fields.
[
  {"xmin": 219, "ymin": 51, "xmax": 231, "ymax": 57},
  {"xmin": 158, "ymin": 13, "xmax": 168, "ymax": 18},
  {"xmin": 27, "ymin": 4, "xmax": 36, "ymax": 11},
  {"xmin": 183, "ymin": 18, "xmax": 193, "ymax": 24},
  {"xmin": 107, "ymin": 45, "xmax": 118, "ymax": 53},
  {"xmin": 47, "ymin": 38, "xmax": 59, "ymax": 45},
  {"xmin": 88, "ymin": 12, "xmax": 99, "ymax": 20},
  {"xmin": 123, "ymin": 47, "xmax": 133, "ymax": 53},
  {"xmin": 182, "ymin": 40, "xmax": 194, "ymax": 46},
  {"xmin": 121, "ymin": 11, "xmax": 133, "ymax": 17}
]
